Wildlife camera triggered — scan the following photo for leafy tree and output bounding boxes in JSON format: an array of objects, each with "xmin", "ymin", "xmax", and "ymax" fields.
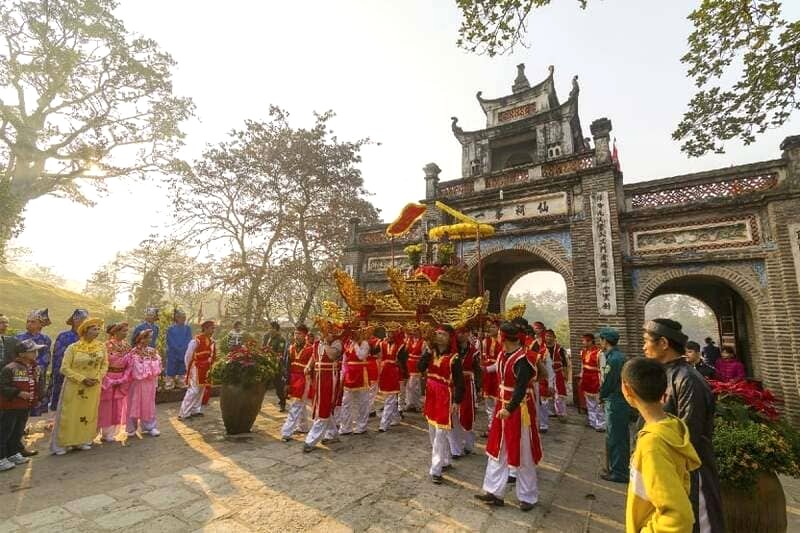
[
  {"xmin": 0, "ymin": 0, "xmax": 194, "ymax": 261},
  {"xmin": 83, "ymin": 264, "xmax": 118, "ymax": 306},
  {"xmin": 454, "ymin": 0, "xmax": 799, "ymax": 156},
  {"xmin": 173, "ymin": 107, "xmax": 379, "ymax": 327},
  {"xmin": 506, "ymin": 288, "xmax": 568, "ymax": 330},
  {"xmin": 645, "ymin": 294, "xmax": 719, "ymax": 345}
]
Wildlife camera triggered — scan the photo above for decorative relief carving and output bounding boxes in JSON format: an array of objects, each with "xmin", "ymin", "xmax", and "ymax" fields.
[
  {"xmin": 590, "ymin": 192, "xmax": 617, "ymax": 315},
  {"xmin": 366, "ymin": 256, "xmax": 409, "ymax": 272},
  {"xmin": 359, "ymin": 225, "xmax": 423, "ymax": 245},
  {"xmin": 498, "ymin": 103, "xmax": 537, "ymax": 123},
  {"xmin": 541, "ymin": 153, "xmax": 594, "ymax": 177},
  {"xmin": 789, "ymin": 223, "xmax": 800, "ymax": 296},
  {"xmin": 485, "ymin": 169, "xmax": 528, "ymax": 189},
  {"xmin": 465, "ymin": 192, "xmax": 569, "ymax": 224},
  {"xmin": 631, "ymin": 216, "xmax": 760, "ymax": 254},
  {"xmin": 629, "ymin": 173, "xmax": 778, "ymax": 210},
  {"xmin": 438, "ymin": 180, "xmax": 475, "ymax": 199}
]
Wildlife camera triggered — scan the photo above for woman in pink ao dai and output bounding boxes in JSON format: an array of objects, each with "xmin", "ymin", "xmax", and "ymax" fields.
[
  {"xmin": 98, "ymin": 323, "xmax": 133, "ymax": 442},
  {"xmin": 126, "ymin": 329, "xmax": 162, "ymax": 437}
]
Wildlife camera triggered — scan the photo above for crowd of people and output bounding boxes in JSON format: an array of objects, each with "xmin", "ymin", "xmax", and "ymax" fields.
[
  {"xmin": 0, "ymin": 307, "xmax": 219, "ymax": 465},
  {"xmin": 0, "ymin": 304, "xmax": 749, "ymax": 531}
]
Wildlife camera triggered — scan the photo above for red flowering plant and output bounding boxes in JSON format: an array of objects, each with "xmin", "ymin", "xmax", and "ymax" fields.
[
  {"xmin": 710, "ymin": 379, "xmax": 800, "ymax": 490},
  {"xmin": 209, "ymin": 341, "xmax": 275, "ymax": 388}
]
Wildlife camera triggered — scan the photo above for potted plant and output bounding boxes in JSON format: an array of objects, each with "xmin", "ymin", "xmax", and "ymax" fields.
[
  {"xmin": 436, "ymin": 242, "xmax": 455, "ymax": 265},
  {"xmin": 209, "ymin": 341, "xmax": 275, "ymax": 434},
  {"xmin": 404, "ymin": 243, "xmax": 423, "ymax": 269},
  {"xmin": 710, "ymin": 379, "xmax": 800, "ymax": 532}
]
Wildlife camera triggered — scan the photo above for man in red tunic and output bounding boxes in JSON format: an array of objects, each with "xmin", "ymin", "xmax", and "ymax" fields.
[
  {"xmin": 366, "ymin": 335, "xmax": 380, "ymax": 418},
  {"xmin": 579, "ymin": 333, "xmax": 605, "ymax": 431},
  {"xmin": 543, "ymin": 329, "xmax": 570, "ymax": 421},
  {"xmin": 303, "ymin": 328, "xmax": 343, "ymax": 452},
  {"xmin": 403, "ymin": 330, "xmax": 426, "ymax": 412},
  {"xmin": 378, "ymin": 330, "xmax": 406, "ymax": 432},
  {"xmin": 281, "ymin": 324, "xmax": 315, "ymax": 441},
  {"xmin": 339, "ymin": 328, "xmax": 371, "ymax": 435},
  {"xmin": 476, "ymin": 321, "xmax": 546, "ymax": 510},
  {"xmin": 527, "ymin": 321, "xmax": 553, "ymax": 433},
  {"xmin": 418, "ymin": 325, "xmax": 464, "ymax": 484},
  {"xmin": 481, "ymin": 321, "xmax": 501, "ymax": 436},
  {"xmin": 178, "ymin": 320, "xmax": 217, "ymax": 420},
  {"xmin": 449, "ymin": 327, "xmax": 480, "ymax": 457}
]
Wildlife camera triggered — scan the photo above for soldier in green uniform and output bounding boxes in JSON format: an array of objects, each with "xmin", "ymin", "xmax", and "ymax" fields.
[
  {"xmin": 262, "ymin": 321, "xmax": 287, "ymax": 412},
  {"xmin": 598, "ymin": 326, "xmax": 630, "ymax": 483}
]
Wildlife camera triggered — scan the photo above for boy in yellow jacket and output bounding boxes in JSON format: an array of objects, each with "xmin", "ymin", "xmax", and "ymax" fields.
[{"xmin": 622, "ymin": 357, "xmax": 700, "ymax": 533}]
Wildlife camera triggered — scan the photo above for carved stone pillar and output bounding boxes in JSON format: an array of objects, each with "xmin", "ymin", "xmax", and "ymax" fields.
[
  {"xmin": 424, "ymin": 162, "xmax": 441, "ymax": 200},
  {"xmin": 590, "ymin": 118, "xmax": 613, "ymax": 165}
]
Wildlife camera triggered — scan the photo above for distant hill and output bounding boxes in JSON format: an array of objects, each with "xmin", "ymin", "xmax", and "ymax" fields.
[{"xmin": 0, "ymin": 268, "xmax": 122, "ymax": 333}]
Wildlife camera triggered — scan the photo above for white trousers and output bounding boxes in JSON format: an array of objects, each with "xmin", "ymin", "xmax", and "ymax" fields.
[
  {"xmin": 398, "ymin": 381, "xmax": 407, "ymax": 412},
  {"xmin": 485, "ymin": 398, "xmax": 496, "ymax": 432},
  {"xmin": 305, "ymin": 416, "xmax": 337, "ymax": 447},
  {"xmin": 585, "ymin": 395, "xmax": 606, "ymax": 429},
  {"xmin": 482, "ymin": 430, "xmax": 539, "ymax": 504},
  {"xmin": 536, "ymin": 387, "xmax": 549, "ymax": 430},
  {"xmin": 379, "ymin": 394, "xmax": 401, "ymax": 431},
  {"xmin": 448, "ymin": 414, "xmax": 475, "ymax": 455},
  {"xmin": 405, "ymin": 375, "xmax": 423, "ymax": 410},
  {"xmin": 281, "ymin": 399, "xmax": 309, "ymax": 438},
  {"xmin": 127, "ymin": 417, "xmax": 157, "ymax": 434},
  {"xmin": 101, "ymin": 425, "xmax": 120, "ymax": 441},
  {"xmin": 340, "ymin": 389, "xmax": 369, "ymax": 434},
  {"xmin": 178, "ymin": 368, "xmax": 205, "ymax": 419},
  {"xmin": 368, "ymin": 382, "xmax": 378, "ymax": 414},
  {"xmin": 428, "ymin": 425, "xmax": 452, "ymax": 476},
  {"xmin": 544, "ymin": 395, "xmax": 567, "ymax": 417},
  {"xmin": 325, "ymin": 406, "xmax": 341, "ymax": 440}
]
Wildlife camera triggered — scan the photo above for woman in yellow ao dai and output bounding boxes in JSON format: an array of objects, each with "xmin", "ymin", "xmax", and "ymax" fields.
[{"xmin": 50, "ymin": 318, "xmax": 108, "ymax": 455}]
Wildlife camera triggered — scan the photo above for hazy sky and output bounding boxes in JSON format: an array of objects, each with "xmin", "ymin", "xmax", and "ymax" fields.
[{"xmin": 12, "ymin": 0, "xmax": 800, "ymax": 299}]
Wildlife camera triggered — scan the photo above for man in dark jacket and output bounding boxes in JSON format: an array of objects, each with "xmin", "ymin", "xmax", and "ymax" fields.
[
  {"xmin": 642, "ymin": 319, "xmax": 724, "ymax": 533},
  {"xmin": 262, "ymin": 322, "xmax": 288, "ymax": 412},
  {"xmin": 701, "ymin": 337, "xmax": 721, "ymax": 368},
  {"xmin": 686, "ymin": 341, "xmax": 716, "ymax": 379}
]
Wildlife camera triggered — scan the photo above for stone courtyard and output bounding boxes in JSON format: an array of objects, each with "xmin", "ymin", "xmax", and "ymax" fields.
[
  {"xmin": 0, "ymin": 393, "xmax": 628, "ymax": 533},
  {"xmin": 1, "ymin": 394, "xmax": 798, "ymax": 532}
]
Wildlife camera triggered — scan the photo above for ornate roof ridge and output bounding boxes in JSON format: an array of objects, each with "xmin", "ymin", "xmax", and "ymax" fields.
[{"xmin": 476, "ymin": 64, "xmax": 556, "ymax": 111}]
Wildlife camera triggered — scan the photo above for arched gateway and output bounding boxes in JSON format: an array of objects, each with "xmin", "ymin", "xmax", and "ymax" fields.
[{"xmin": 343, "ymin": 64, "xmax": 800, "ymax": 422}]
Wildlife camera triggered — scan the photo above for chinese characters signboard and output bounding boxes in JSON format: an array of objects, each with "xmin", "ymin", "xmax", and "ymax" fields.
[
  {"xmin": 497, "ymin": 103, "xmax": 537, "ymax": 123},
  {"xmin": 590, "ymin": 192, "xmax": 617, "ymax": 315},
  {"xmin": 465, "ymin": 192, "xmax": 568, "ymax": 224}
]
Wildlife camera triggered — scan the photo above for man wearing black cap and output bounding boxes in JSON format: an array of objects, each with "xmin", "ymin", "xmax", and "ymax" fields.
[
  {"xmin": 701, "ymin": 337, "xmax": 721, "ymax": 368},
  {"xmin": 642, "ymin": 319, "xmax": 724, "ymax": 533}
]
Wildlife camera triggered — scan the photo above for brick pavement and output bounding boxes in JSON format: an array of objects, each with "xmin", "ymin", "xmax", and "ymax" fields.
[{"xmin": 0, "ymin": 394, "xmax": 625, "ymax": 532}]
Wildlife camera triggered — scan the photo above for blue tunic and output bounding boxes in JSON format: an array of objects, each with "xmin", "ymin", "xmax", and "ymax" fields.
[
  {"xmin": 49, "ymin": 329, "xmax": 79, "ymax": 411},
  {"xmin": 131, "ymin": 321, "xmax": 160, "ymax": 348},
  {"xmin": 15, "ymin": 331, "xmax": 52, "ymax": 416},
  {"xmin": 166, "ymin": 324, "xmax": 192, "ymax": 376}
]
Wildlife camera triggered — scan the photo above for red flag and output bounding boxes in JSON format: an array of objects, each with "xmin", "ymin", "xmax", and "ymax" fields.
[
  {"xmin": 611, "ymin": 137, "xmax": 620, "ymax": 170},
  {"xmin": 386, "ymin": 202, "xmax": 427, "ymax": 238}
]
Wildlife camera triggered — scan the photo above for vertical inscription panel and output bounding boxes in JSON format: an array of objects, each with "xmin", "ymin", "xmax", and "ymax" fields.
[{"xmin": 590, "ymin": 192, "xmax": 618, "ymax": 315}]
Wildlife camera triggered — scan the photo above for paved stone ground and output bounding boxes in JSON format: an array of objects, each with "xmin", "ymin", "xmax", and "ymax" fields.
[{"xmin": 0, "ymin": 393, "xmax": 792, "ymax": 532}]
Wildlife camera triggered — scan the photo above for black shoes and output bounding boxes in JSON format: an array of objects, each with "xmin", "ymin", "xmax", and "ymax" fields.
[
  {"xmin": 600, "ymin": 473, "xmax": 628, "ymax": 484},
  {"xmin": 432, "ymin": 475, "xmax": 443, "ymax": 484},
  {"xmin": 20, "ymin": 449, "xmax": 38, "ymax": 457},
  {"xmin": 474, "ymin": 493, "xmax": 505, "ymax": 506},
  {"xmin": 519, "ymin": 501, "xmax": 537, "ymax": 512},
  {"xmin": 302, "ymin": 444, "xmax": 314, "ymax": 453},
  {"xmin": 508, "ymin": 475, "xmax": 516, "ymax": 484},
  {"xmin": 281, "ymin": 436, "xmax": 291, "ymax": 442}
]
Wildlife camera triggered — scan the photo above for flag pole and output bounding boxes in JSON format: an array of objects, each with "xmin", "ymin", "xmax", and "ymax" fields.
[{"xmin": 476, "ymin": 225, "xmax": 483, "ymax": 296}]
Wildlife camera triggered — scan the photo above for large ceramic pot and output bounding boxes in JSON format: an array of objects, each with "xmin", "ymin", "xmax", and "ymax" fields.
[
  {"xmin": 721, "ymin": 471, "xmax": 787, "ymax": 533},
  {"xmin": 219, "ymin": 381, "xmax": 267, "ymax": 435}
]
